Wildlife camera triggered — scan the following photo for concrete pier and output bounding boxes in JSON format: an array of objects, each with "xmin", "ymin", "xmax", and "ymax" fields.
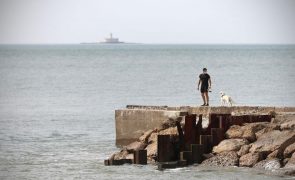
[{"xmin": 115, "ymin": 105, "xmax": 295, "ymax": 146}]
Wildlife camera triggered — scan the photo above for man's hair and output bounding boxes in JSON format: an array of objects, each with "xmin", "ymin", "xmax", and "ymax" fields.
[{"xmin": 203, "ymin": 68, "xmax": 207, "ymax": 71}]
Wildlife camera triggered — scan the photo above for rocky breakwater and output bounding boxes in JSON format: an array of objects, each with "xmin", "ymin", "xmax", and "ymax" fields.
[{"xmin": 202, "ymin": 113, "xmax": 295, "ymax": 176}]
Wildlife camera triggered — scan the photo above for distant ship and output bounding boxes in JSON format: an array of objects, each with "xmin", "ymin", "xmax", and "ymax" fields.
[{"xmin": 100, "ymin": 33, "xmax": 124, "ymax": 44}]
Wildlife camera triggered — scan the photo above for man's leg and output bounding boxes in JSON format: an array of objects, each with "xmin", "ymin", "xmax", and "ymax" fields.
[
  {"xmin": 205, "ymin": 92, "xmax": 209, "ymax": 105},
  {"xmin": 201, "ymin": 93, "xmax": 206, "ymax": 105}
]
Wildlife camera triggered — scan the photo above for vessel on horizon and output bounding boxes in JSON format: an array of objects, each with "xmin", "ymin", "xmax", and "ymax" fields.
[{"xmin": 100, "ymin": 33, "xmax": 124, "ymax": 44}]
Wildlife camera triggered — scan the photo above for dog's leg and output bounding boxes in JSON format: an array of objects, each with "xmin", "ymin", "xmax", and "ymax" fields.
[{"xmin": 229, "ymin": 98, "xmax": 233, "ymax": 106}]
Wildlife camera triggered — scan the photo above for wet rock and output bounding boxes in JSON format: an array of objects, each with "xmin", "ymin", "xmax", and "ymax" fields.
[
  {"xmin": 253, "ymin": 158, "xmax": 282, "ymax": 170},
  {"xmin": 213, "ymin": 139, "xmax": 249, "ymax": 154},
  {"xmin": 239, "ymin": 153, "xmax": 264, "ymax": 167},
  {"xmin": 201, "ymin": 151, "xmax": 239, "ymax": 167},
  {"xmin": 237, "ymin": 145, "xmax": 250, "ymax": 157},
  {"xmin": 139, "ymin": 129, "xmax": 154, "ymax": 143},
  {"xmin": 284, "ymin": 143, "xmax": 295, "ymax": 158},
  {"xmin": 250, "ymin": 130, "xmax": 295, "ymax": 155},
  {"xmin": 285, "ymin": 152, "xmax": 295, "ymax": 169},
  {"xmin": 125, "ymin": 141, "xmax": 147, "ymax": 153}
]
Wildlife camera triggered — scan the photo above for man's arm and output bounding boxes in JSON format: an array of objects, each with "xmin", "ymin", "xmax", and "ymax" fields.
[{"xmin": 197, "ymin": 79, "xmax": 201, "ymax": 90}]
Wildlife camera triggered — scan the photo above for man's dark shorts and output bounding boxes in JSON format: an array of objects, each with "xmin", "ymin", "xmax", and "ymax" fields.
[{"xmin": 200, "ymin": 85, "xmax": 208, "ymax": 93}]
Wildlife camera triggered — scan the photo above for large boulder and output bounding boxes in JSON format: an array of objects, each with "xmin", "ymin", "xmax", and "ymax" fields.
[
  {"xmin": 253, "ymin": 158, "xmax": 282, "ymax": 170},
  {"xmin": 201, "ymin": 151, "xmax": 239, "ymax": 167},
  {"xmin": 250, "ymin": 130, "xmax": 295, "ymax": 155},
  {"xmin": 239, "ymin": 153, "xmax": 264, "ymax": 167},
  {"xmin": 284, "ymin": 143, "xmax": 295, "ymax": 158},
  {"xmin": 226, "ymin": 122, "xmax": 269, "ymax": 142},
  {"xmin": 213, "ymin": 139, "xmax": 248, "ymax": 154}
]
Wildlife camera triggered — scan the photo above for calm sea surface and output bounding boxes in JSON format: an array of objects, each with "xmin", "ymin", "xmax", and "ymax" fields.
[{"xmin": 0, "ymin": 44, "xmax": 294, "ymax": 179}]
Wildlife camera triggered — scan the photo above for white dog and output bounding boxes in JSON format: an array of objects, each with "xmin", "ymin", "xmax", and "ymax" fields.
[{"xmin": 220, "ymin": 91, "xmax": 234, "ymax": 106}]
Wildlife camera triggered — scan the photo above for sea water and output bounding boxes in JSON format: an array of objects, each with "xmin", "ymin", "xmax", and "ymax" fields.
[{"xmin": 0, "ymin": 44, "xmax": 294, "ymax": 179}]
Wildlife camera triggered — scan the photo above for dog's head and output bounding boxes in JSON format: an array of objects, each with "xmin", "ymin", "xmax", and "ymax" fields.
[{"xmin": 220, "ymin": 91, "xmax": 225, "ymax": 97}]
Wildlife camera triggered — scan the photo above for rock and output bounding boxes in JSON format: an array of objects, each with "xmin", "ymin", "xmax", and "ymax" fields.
[
  {"xmin": 239, "ymin": 153, "xmax": 264, "ymax": 167},
  {"xmin": 238, "ymin": 145, "xmax": 250, "ymax": 157},
  {"xmin": 281, "ymin": 121, "xmax": 295, "ymax": 131},
  {"xmin": 145, "ymin": 142, "xmax": 157, "ymax": 162},
  {"xmin": 285, "ymin": 152, "xmax": 295, "ymax": 169},
  {"xmin": 202, "ymin": 153, "xmax": 214, "ymax": 160},
  {"xmin": 225, "ymin": 125, "xmax": 243, "ymax": 139},
  {"xmin": 148, "ymin": 127, "xmax": 179, "ymax": 143},
  {"xmin": 148, "ymin": 132, "xmax": 158, "ymax": 144},
  {"xmin": 255, "ymin": 124, "xmax": 280, "ymax": 139},
  {"xmin": 284, "ymin": 143, "xmax": 295, "ymax": 158},
  {"xmin": 271, "ymin": 168, "xmax": 295, "ymax": 176},
  {"xmin": 146, "ymin": 126, "xmax": 179, "ymax": 161},
  {"xmin": 125, "ymin": 153, "xmax": 133, "ymax": 160},
  {"xmin": 161, "ymin": 117, "xmax": 182, "ymax": 129},
  {"xmin": 226, "ymin": 122, "xmax": 269, "ymax": 142},
  {"xmin": 159, "ymin": 127, "xmax": 178, "ymax": 136},
  {"xmin": 250, "ymin": 130, "xmax": 295, "ymax": 155},
  {"xmin": 139, "ymin": 130, "xmax": 154, "ymax": 143},
  {"xmin": 112, "ymin": 150, "xmax": 129, "ymax": 160},
  {"xmin": 125, "ymin": 141, "xmax": 147, "ymax": 153},
  {"xmin": 201, "ymin": 151, "xmax": 239, "ymax": 167},
  {"xmin": 283, "ymin": 158, "xmax": 290, "ymax": 166},
  {"xmin": 253, "ymin": 158, "xmax": 282, "ymax": 170},
  {"xmin": 213, "ymin": 139, "xmax": 249, "ymax": 154},
  {"xmin": 267, "ymin": 150, "xmax": 281, "ymax": 159},
  {"xmin": 272, "ymin": 114, "xmax": 295, "ymax": 124}
]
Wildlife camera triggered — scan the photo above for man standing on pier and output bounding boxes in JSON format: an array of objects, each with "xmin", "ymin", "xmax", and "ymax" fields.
[{"xmin": 197, "ymin": 68, "xmax": 211, "ymax": 106}]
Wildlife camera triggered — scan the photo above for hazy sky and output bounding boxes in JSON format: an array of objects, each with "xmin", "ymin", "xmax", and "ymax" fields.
[{"xmin": 0, "ymin": 0, "xmax": 295, "ymax": 44}]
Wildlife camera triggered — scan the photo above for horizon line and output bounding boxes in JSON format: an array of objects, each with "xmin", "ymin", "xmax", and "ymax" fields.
[{"xmin": 1, "ymin": 43, "xmax": 295, "ymax": 46}]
